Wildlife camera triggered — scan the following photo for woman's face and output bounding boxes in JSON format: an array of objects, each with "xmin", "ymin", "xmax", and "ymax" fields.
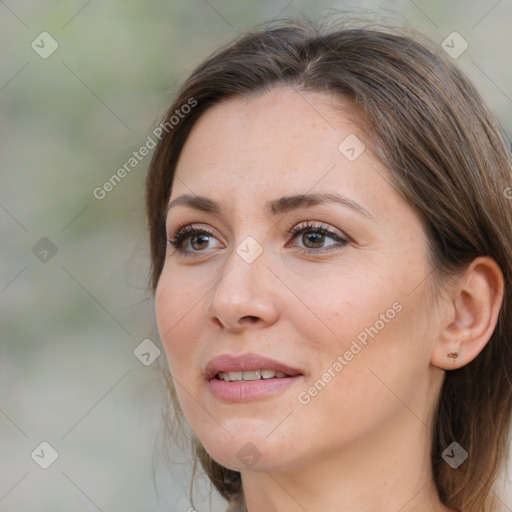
[{"xmin": 155, "ymin": 87, "xmax": 446, "ymax": 472}]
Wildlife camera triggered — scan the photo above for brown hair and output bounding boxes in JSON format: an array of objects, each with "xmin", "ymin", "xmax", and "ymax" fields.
[{"xmin": 145, "ymin": 18, "xmax": 512, "ymax": 511}]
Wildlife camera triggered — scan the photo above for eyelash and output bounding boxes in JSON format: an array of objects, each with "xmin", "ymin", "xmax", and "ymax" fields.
[
  {"xmin": 288, "ymin": 222, "xmax": 349, "ymax": 254},
  {"xmin": 167, "ymin": 221, "xmax": 349, "ymax": 258}
]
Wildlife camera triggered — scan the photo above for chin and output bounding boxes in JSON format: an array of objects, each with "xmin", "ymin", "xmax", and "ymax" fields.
[
  {"xmin": 197, "ymin": 428, "xmax": 301, "ymax": 474},
  {"xmin": 205, "ymin": 446, "xmax": 274, "ymax": 473}
]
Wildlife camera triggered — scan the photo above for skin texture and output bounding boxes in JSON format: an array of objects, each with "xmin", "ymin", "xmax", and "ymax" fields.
[{"xmin": 155, "ymin": 87, "xmax": 503, "ymax": 512}]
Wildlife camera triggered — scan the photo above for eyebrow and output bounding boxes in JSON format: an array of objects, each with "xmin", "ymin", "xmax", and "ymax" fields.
[{"xmin": 166, "ymin": 192, "xmax": 376, "ymax": 222}]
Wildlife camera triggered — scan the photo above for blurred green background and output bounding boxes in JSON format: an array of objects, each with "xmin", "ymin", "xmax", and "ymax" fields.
[{"xmin": 1, "ymin": 1, "xmax": 511, "ymax": 511}]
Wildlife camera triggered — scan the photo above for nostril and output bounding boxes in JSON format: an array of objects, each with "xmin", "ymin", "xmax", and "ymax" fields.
[{"xmin": 240, "ymin": 315, "xmax": 259, "ymax": 323}]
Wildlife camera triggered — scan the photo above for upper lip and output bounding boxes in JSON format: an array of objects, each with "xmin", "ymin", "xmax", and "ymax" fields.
[{"xmin": 204, "ymin": 353, "xmax": 304, "ymax": 380}]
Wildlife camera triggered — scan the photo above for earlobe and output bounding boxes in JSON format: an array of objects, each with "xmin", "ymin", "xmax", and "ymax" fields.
[{"xmin": 431, "ymin": 256, "xmax": 504, "ymax": 370}]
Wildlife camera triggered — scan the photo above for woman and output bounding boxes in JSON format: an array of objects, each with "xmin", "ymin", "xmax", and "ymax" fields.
[{"xmin": 145, "ymin": 19, "xmax": 512, "ymax": 512}]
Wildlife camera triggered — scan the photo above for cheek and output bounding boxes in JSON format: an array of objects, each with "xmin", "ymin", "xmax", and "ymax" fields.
[
  {"xmin": 294, "ymin": 305, "xmax": 425, "ymax": 452},
  {"xmin": 154, "ymin": 270, "xmax": 204, "ymax": 373},
  {"xmin": 293, "ymin": 258, "xmax": 428, "ymax": 403},
  {"xmin": 284, "ymin": 260, "xmax": 400, "ymax": 351}
]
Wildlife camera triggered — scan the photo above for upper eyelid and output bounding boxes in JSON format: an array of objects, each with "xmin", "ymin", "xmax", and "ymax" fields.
[
  {"xmin": 289, "ymin": 221, "xmax": 345, "ymax": 235},
  {"xmin": 167, "ymin": 220, "xmax": 342, "ymax": 235},
  {"xmin": 168, "ymin": 221, "xmax": 348, "ymax": 245},
  {"xmin": 167, "ymin": 222, "xmax": 221, "ymax": 240}
]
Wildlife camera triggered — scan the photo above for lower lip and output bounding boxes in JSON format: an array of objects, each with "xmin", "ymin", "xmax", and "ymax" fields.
[{"xmin": 208, "ymin": 376, "xmax": 303, "ymax": 403}]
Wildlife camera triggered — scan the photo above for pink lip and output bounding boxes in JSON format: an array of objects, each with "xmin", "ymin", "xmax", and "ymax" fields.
[{"xmin": 205, "ymin": 353, "xmax": 304, "ymax": 403}]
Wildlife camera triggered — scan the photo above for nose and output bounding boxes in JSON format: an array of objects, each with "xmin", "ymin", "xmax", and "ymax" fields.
[{"xmin": 205, "ymin": 243, "xmax": 280, "ymax": 332}]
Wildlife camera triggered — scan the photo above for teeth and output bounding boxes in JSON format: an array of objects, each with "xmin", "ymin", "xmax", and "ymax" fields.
[
  {"xmin": 217, "ymin": 369, "xmax": 289, "ymax": 382},
  {"xmin": 242, "ymin": 371, "xmax": 261, "ymax": 381}
]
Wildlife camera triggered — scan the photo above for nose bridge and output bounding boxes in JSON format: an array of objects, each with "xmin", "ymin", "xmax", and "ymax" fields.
[{"xmin": 206, "ymin": 235, "xmax": 278, "ymax": 328}]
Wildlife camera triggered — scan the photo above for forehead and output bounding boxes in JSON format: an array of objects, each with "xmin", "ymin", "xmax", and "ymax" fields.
[
  {"xmin": 180, "ymin": 87, "xmax": 359, "ymax": 154},
  {"xmin": 169, "ymin": 87, "xmax": 403, "ymax": 225}
]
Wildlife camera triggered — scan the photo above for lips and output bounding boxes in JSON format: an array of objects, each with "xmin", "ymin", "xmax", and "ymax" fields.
[
  {"xmin": 204, "ymin": 353, "xmax": 304, "ymax": 381},
  {"xmin": 206, "ymin": 353, "xmax": 305, "ymax": 403}
]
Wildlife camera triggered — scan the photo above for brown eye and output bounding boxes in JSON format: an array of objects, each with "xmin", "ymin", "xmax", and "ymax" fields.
[
  {"xmin": 189, "ymin": 233, "xmax": 211, "ymax": 250},
  {"xmin": 288, "ymin": 222, "xmax": 349, "ymax": 252},
  {"xmin": 168, "ymin": 225, "xmax": 221, "ymax": 256},
  {"xmin": 301, "ymin": 231, "xmax": 325, "ymax": 248}
]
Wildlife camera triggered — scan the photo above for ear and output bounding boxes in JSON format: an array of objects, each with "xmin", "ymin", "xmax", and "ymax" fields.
[{"xmin": 431, "ymin": 256, "xmax": 504, "ymax": 370}]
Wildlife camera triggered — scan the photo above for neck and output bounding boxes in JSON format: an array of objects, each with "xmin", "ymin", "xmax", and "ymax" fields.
[{"xmin": 240, "ymin": 408, "xmax": 453, "ymax": 512}]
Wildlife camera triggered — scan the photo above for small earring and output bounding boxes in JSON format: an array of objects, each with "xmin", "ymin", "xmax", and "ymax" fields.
[{"xmin": 447, "ymin": 352, "xmax": 458, "ymax": 359}]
